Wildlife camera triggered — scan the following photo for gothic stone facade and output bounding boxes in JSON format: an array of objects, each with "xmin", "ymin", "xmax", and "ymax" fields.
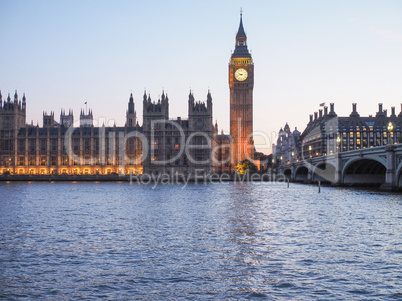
[
  {"xmin": 0, "ymin": 90, "xmax": 214, "ymax": 176},
  {"xmin": 273, "ymin": 123, "xmax": 301, "ymax": 165},
  {"xmin": 229, "ymin": 13, "xmax": 254, "ymax": 166},
  {"xmin": 142, "ymin": 91, "xmax": 213, "ymax": 176}
]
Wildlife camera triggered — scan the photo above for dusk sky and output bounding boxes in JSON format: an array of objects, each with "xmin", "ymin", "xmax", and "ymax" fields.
[{"xmin": 1, "ymin": 0, "xmax": 402, "ymax": 154}]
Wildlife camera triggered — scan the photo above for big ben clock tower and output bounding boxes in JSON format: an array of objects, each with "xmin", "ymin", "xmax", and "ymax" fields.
[{"xmin": 229, "ymin": 12, "xmax": 254, "ymax": 167}]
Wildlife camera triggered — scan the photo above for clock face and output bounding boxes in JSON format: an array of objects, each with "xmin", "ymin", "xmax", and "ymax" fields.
[{"xmin": 235, "ymin": 68, "xmax": 248, "ymax": 81}]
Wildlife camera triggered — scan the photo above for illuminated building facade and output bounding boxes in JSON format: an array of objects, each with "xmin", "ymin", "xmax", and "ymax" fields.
[
  {"xmin": 0, "ymin": 14, "xmax": 256, "ymax": 176},
  {"xmin": 273, "ymin": 123, "xmax": 300, "ymax": 165},
  {"xmin": 229, "ymin": 13, "xmax": 254, "ymax": 166},
  {"xmin": 275, "ymin": 103, "xmax": 402, "ymax": 164},
  {"xmin": 0, "ymin": 90, "xmax": 214, "ymax": 176}
]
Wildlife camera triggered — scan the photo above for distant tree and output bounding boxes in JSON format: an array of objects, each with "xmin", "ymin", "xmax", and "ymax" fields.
[
  {"xmin": 254, "ymin": 151, "xmax": 269, "ymax": 164},
  {"xmin": 265, "ymin": 154, "xmax": 275, "ymax": 168},
  {"xmin": 235, "ymin": 159, "xmax": 258, "ymax": 175}
]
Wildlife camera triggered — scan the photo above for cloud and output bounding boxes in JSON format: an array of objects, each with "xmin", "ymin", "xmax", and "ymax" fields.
[{"xmin": 372, "ymin": 29, "xmax": 402, "ymax": 42}]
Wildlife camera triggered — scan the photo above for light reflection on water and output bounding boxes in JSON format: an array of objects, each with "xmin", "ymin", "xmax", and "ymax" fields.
[{"xmin": 0, "ymin": 182, "xmax": 401, "ymax": 300}]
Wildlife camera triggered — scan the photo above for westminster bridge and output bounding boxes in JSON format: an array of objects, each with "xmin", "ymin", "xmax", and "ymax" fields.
[{"xmin": 277, "ymin": 144, "xmax": 402, "ymax": 191}]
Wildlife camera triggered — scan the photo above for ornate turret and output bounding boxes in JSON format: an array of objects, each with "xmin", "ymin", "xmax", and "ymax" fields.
[
  {"xmin": 143, "ymin": 91, "xmax": 169, "ymax": 118},
  {"xmin": 143, "ymin": 90, "xmax": 148, "ymax": 106},
  {"xmin": 142, "ymin": 90, "xmax": 169, "ymax": 134},
  {"xmin": 14, "ymin": 91, "xmax": 18, "ymax": 104},
  {"xmin": 43, "ymin": 111, "xmax": 55, "ymax": 127},
  {"xmin": 22, "ymin": 93, "xmax": 26, "ymax": 111},
  {"xmin": 80, "ymin": 108, "xmax": 93, "ymax": 127},
  {"xmin": 0, "ymin": 90, "xmax": 26, "ymax": 130},
  {"xmin": 207, "ymin": 89, "xmax": 212, "ymax": 112},
  {"xmin": 60, "ymin": 109, "xmax": 74, "ymax": 127},
  {"xmin": 188, "ymin": 90, "xmax": 213, "ymax": 115},
  {"xmin": 126, "ymin": 93, "xmax": 137, "ymax": 127}
]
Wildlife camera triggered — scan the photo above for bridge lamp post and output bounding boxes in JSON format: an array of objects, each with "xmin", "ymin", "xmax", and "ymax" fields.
[
  {"xmin": 336, "ymin": 136, "xmax": 341, "ymax": 152},
  {"xmin": 387, "ymin": 122, "xmax": 394, "ymax": 144},
  {"xmin": 308, "ymin": 145, "xmax": 312, "ymax": 158}
]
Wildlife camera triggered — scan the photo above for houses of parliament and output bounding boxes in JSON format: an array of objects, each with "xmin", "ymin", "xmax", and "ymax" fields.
[{"xmin": 0, "ymin": 14, "xmax": 254, "ymax": 176}]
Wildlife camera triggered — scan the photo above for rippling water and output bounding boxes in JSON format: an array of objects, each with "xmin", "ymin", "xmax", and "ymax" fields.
[{"xmin": 0, "ymin": 182, "xmax": 401, "ymax": 300}]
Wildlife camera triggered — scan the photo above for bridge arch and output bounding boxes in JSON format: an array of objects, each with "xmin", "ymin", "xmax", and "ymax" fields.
[
  {"xmin": 396, "ymin": 164, "xmax": 402, "ymax": 188},
  {"xmin": 312, "ymin": 162, "xmax": 337, "ymax": 183},
  {"xmin": 294, "ymin": 166, "xmax": 309, "ymax": 182},
  {"xmin": 283, "ymin": 168, "xmax": 292, "ymax": 179},
  {"xmin": 342, "ymin": 157, "xmax": 386, "ymax": 186}
]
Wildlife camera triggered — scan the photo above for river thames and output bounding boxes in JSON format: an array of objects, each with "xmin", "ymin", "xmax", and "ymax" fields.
[{"xmin": 0, "ymin": 182, "xmax": 401, "ymax": 300}]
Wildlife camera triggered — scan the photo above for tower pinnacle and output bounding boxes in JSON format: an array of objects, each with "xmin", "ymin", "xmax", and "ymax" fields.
[
  {"xmin": 236, "ymin": 11, "xmax": 246, "ymax": 38},
  {"xmin": 232, "ymin": 12, "xmax": 250, "ymax": 58}
]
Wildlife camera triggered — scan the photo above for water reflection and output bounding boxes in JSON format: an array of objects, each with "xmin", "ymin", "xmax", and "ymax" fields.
[
  {"xmin": 0, "ymin": 182, "xmax": 401, "ymax": 300},
  {"xmin": 224, "ymin": 183, "xmax": 273, "ymax": 296}
]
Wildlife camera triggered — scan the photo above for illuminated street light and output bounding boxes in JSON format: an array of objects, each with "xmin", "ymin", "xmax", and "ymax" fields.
[
  {"xmin": 387, "ymin": 122, "xmax": 394, "ymax": 144},
  {"xmin": 336, "ymin": 135, "xmax": 341, "ymax": 152}
]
